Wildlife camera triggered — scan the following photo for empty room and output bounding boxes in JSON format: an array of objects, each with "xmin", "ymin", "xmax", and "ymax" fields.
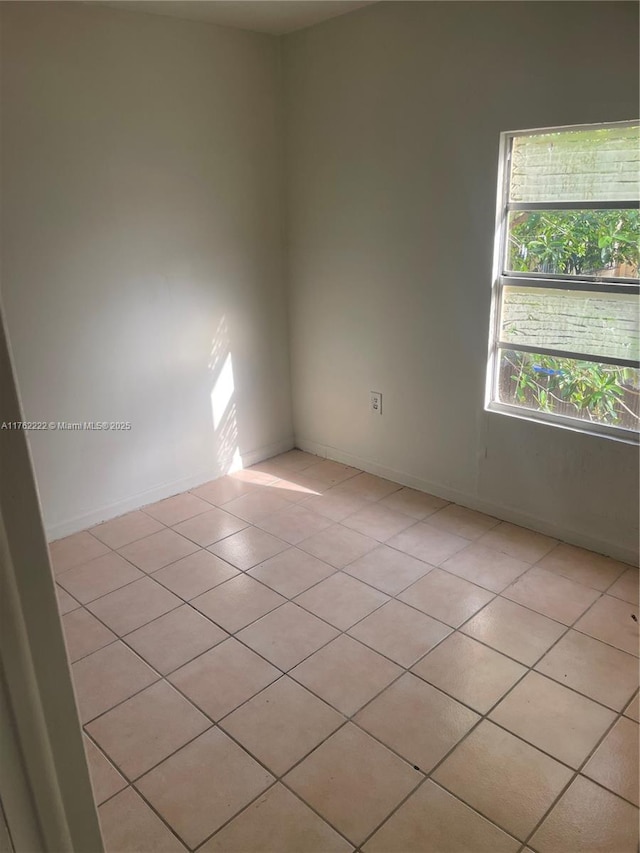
[{"xmin": 1, "ymin": 1, "xmax": 638, "ymax": 851}]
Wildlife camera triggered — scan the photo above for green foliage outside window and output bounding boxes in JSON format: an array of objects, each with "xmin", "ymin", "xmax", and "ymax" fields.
[
  {"xmin": 503, "ymin": 210, "xmax": 639, "ymax": 427},
  {"xmin": 504, "ymin": 352, "xmax": 637, "ymax": 426},
  {"xmin": 508, "ymin": 210, "xmax": 639, "ymax": 277}
]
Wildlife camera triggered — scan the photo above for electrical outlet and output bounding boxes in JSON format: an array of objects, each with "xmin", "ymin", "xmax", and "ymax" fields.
[{"xmin": 370, "ymin": 391, "xmax": 382, "ymax": 415}]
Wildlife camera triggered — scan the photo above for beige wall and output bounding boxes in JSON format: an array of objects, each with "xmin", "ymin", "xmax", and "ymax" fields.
[
  {"xmin": 283, "ymin": 1, "xmax": 639, "ymax": 563},
  {"xmin": 1, "ymin": 2, "xmax": 292, "ymax": 539}
]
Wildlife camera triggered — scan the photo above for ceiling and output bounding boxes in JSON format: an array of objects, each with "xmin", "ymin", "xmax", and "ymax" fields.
[
  {"xmin": 97, "ymin": 1, "xmax": 613, "ymax": 36},
  {"xmin": 99, "ymin": 1, "xmax": 379, "ymax": 35}
]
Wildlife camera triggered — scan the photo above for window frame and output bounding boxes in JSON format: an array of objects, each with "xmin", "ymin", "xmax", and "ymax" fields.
[{"xmin": 485, "ymin": 119, "xmax": 640, "ymax": 444}]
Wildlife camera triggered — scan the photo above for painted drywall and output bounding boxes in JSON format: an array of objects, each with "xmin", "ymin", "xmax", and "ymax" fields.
[
  {"xmin": 283, "ymin": 1, "xmax": 640, "ymax": 563},
  {"xmin": 1, "ymin": 2, "xmax": 293, "ymax": 538}
]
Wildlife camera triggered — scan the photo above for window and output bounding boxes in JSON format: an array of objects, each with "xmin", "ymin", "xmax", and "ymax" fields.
[{"xmin": 486, "ymin": 121, "xmax": 640, "ymax": 442}]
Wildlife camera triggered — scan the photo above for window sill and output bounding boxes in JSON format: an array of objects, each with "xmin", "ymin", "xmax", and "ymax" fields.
[{"xmin": 485, "ymin": 401, "xmax": 640, "ymax": 446}]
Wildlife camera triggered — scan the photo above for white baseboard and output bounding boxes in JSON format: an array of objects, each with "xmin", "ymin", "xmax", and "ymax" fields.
[
  {"xmin": 239, "ymin": 436, "xmax": 296, "ymax": 469},
  {"xmin": 296, "ymin": 437, "xmax": 639, "ymax": 567},
  {"xmin": 48, "ymin": 429, "xmax": 638, "ymax": 567},
  {"xmin": 46, "ymin": 436, "xmax": 295, "ymax": 542}
]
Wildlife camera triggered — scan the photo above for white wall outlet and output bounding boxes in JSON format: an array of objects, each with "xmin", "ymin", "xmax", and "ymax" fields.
[{"xmin": 370, "ymin": 391, "xmax": 382, "ymax": 414}]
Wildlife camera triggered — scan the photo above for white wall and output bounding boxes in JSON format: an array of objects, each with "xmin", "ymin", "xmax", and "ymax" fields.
[
  {"xmin": 283, "ymin": 1, "xmax": 640, "ymax": 564},
  {"xmin": 3, "ymin": 1, "xmax": 638, "ymax": 561},
  {"xmin": 1, "ymin": 2, "xmax": 293, "ymax": 538}
]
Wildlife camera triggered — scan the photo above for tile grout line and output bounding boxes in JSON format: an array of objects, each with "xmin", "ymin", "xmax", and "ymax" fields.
[
  {"xmin": 80, "ymin": 568, "xmax": 637, "ymax": 819},
  {"xmin": 84, "ymin": 467, "xmax": 371, "ymax": 850},
  {"xmin": 516, "ymin": 563, "xmax": 640, "ymax": 849},
  {"xmin": 333, "ymin": 534, "xmax": 639, "ymax": 848},
  {"xmin": 90, "ymin": 575, "xmax": 630, "ymax": 846},
  {"xmin": 56, "ymin": 462, "xmax": 638, "ymax": 849},
  {"xmin": 189, "ymin": 725, "xmax": 360, "ymax": 851},
  {"xmin": 428, "ymin": 574, "xmax": 638, "ymax": 843},
  {"xmin": 60, "ymin": 472, "xmax": 632, "ymax": 646},
  {"xmin": 75, "ymin": 566, "xmax": 518, "ymax": 849},
  {"xmin": 68, "ymin": 551, "xmax": 636, "ymax": 737},
  {"xmin": 77, "ymin": 576, "xmax": 398, "ymax": 730},
  {"xmin": 186, "ymin": 465, "xmax": 640, "ymax": 845},
  {"xmin": 69, "ymin": 520, "xmax": 636, "ymax": 761}
]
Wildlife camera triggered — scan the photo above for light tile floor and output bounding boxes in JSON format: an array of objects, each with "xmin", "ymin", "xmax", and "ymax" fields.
[{"xmin": 51, "ymin": 450, "xmax": 640, "ymax": 853}]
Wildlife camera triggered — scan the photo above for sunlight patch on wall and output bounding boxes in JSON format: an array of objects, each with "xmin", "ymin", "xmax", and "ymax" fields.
[
  {"xmin": 211, "ymin": 352, "xmax": 234, "ymax": 430},
  {"xmin": 209, "ymin": 316, "xmax": 241, "ymax": 474}
]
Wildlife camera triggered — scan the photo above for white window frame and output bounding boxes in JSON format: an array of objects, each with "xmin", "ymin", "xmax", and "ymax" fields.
[{"xmin": 485, "ymin": 119, "xmax": 640, "ymax": 444}]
